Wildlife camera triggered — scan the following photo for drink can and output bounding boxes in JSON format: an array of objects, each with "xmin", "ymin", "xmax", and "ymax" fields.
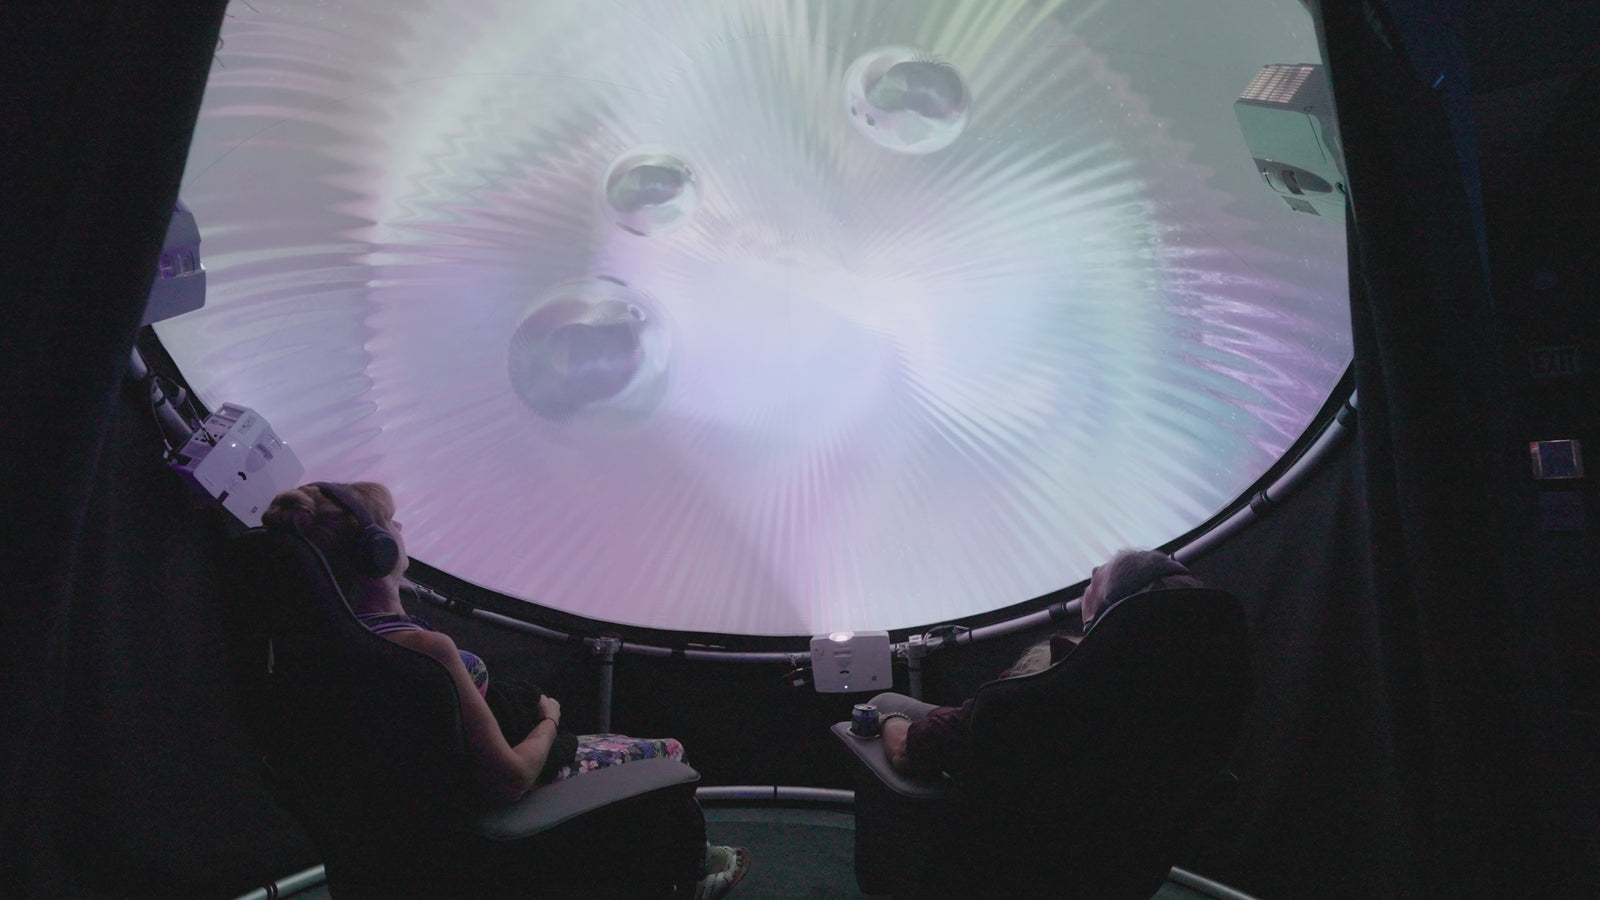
[{"xmin": 851, "ymin": 703, "xmax": 880, "ymax": 737}]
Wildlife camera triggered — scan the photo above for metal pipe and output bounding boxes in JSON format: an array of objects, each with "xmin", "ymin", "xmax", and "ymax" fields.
[
  {"xmin": 903, "ymin": 634, "xmax": 927, "ymax": 699},
  {"xmin": 128, "ymin": 347, "xmax": 150, "ymax": 380},
  {"xmin": 1168, "ymin": 867, "xmax": 1265, "ymax": 900},
  {"xmin": 1262, "ymin": 391, "xmax": 1356, "ymax": 507},
  {"xmin": 228, "ymin": 865, "xmax": 326, "ymax": 900},
  {"xmin": 404, "ymin": 584, "xmax": 806, "ymax": 665},
  {"xmin": 454, "ymin": 603, "xmax": 571, "ymax": 643},
  {"xmin": 1176, "ymin": 506, "xmax": 1259, "ymax": 564},
  {"xmin": 696, "ymin": 785, "xmax": 854, "ymax": 805},
  {"xmin": 128, "ymin": 345, "xmax": 200, "ymax": 447},
  {"xmin": 1180, "ymin": 389, "xmax": 1355, "ymax": 566},
  {"xmin": 952, "ymin": 607, "xmax": 1055, "ymax": 646},
  {"xmin": 149, "ymin": 379, "xmax": 198, "ymax": 446},
  {"xmin": 680, "ymin": 648, "xmax": 799, "ymax": 664},
  {"xmin": 588, "ymin": 636, "xmax": 621, "ymax": 732}
]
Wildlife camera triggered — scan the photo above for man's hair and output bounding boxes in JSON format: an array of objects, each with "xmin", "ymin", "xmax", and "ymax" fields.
[
  {"xmin": 1008, "ymin": 549, "xmax": 1202, "ymax": 677},
  {"xmin": 1096, "ymin": 547, "xmax": 1202, "ymax": 613}
]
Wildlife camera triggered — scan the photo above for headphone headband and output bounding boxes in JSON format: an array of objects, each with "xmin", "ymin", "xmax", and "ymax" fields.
[{"xmin": 311, "ymin": 482, "xmax": 401, "ymax": 579}]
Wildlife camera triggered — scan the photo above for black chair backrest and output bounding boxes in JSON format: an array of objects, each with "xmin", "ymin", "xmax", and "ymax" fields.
[
  {"xmin": 961, "ymin": 587, "xmax": 1252, "ymax": 898},
  {"xmin": 230, "ymin": 527, "xmax": 475, "ymax": 831}
]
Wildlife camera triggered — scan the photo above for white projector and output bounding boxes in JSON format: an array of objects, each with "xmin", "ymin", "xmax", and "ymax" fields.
[
  {"xmin": 170, "ymin": 404, "xmax": 304, "ymax": 527},
  {"xmin": 1234, "ymin": 64, "xmax": 1346, "ymax": 222},
  {"xmin": 809, "ymin": 630, "xmax": 892, "ymax": 694}
]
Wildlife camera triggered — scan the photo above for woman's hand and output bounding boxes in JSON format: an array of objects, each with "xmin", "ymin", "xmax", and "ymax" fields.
[{"xmin": 537, "ymin": 695, "xmax": 561, "ymax": 728}]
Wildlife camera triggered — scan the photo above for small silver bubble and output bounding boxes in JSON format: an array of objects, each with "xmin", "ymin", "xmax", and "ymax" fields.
[
  {"xmin": 601, "ymin": 148, "xmax": 701, "ymax": 236},
  {"xmin": 844, "ymin": 48, "xmax": 970, "ymax": 154}
]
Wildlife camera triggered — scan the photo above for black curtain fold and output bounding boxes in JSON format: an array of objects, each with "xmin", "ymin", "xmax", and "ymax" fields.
[
  {"xmin": 1319, "ymin": 0, "xmax": 1547, "ymax": 896},
  {"xmin": 1, "ymin": 3, "xmax": 231, "ymax": 897},
  {"xmin": 1177, "ymin": 436, "xmax": 1413, "ymax": 900}
]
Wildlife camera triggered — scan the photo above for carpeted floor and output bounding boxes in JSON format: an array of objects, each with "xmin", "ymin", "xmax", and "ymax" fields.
[
  {"xmin": 273, "ymin": 805, "xmax": 879, "ymax": 900},
  {"xmin": 703, "ymin": 805, "xmax": 887, "ymax": 900},
  {"xmin": 272, "ymin": 805, "xmax": 1245, "ymax": 900},
  {"xmin": 701, "ymin": 805, "xmax": 1233, "ymax": 900}
]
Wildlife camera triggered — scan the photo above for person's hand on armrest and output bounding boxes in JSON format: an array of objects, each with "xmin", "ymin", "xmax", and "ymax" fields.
[
  {"xmin": 882, "ymin": 716, "xmax": 913, "ymax": 773},
  {"xmin": 881, "ymin": 700, "xmax": 973, "ymax": 779}
]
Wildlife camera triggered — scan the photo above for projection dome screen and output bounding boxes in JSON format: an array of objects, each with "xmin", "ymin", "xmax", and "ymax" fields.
[{"xmin": 159, "ymin": 0, "xmax": 1349, "ymax": 636}]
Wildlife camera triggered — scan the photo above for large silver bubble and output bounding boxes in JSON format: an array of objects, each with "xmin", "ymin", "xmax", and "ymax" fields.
[
  {"xmin": 508, "ymin": 277, "xmax": 670, "ymax": 421},
  {"xmin": 844, "ymin": 47, "xmax": 971, "ymax": 154}
]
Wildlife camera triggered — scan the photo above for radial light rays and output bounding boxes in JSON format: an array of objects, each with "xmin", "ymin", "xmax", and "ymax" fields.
[{"xmin": 158, "ymin": 0, "xmax": 1348, "ymax": 635}]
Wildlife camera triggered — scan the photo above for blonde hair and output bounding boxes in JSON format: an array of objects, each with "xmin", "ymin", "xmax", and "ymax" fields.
[{"xmin": 262, "ymin": 481, "xmax": 396, "ymax": 570}]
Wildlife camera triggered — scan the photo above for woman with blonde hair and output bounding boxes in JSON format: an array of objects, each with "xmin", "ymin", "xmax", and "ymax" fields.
[{"xmin": 262, "ymin": 481, "xmax": 751, "ymax": 899}]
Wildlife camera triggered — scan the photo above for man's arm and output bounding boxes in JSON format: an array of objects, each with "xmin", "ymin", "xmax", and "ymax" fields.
[
  {"xmin": 883, "ymin": 699, "xmax": 977, "ymax": 777},
  {"xmin": 882, "ymin": 716, "xmax": 914, "ymax": 771}
]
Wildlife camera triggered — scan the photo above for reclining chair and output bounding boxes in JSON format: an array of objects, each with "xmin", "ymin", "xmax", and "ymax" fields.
[
  {"xmin": 227, "ymin": 526, "xmax": 704, "ymax": 899},
  {"xmin": 834, "ymin": 587, "xmax": 1252, "ymax": 900}
]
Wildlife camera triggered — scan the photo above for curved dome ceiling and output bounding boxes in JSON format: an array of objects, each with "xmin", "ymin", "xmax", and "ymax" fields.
[{"xmin": 160, "ymin": 0, "xmax": 1349, "ymax": 636}]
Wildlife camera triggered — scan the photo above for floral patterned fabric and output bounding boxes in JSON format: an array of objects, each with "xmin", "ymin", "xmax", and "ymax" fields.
[{"xmin": 550, "ymin": 733, "xmax": 686, "ymax": 781}]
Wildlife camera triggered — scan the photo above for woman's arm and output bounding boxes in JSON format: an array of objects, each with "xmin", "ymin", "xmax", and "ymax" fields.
[{"xmin": 388, "ymin": 629, "xmax": 558, "ymax": 802}]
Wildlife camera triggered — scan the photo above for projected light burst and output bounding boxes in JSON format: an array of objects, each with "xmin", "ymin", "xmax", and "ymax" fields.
[{"xmin": 161, "ymin": 0, "xmax": 1348, "ymax": 635}]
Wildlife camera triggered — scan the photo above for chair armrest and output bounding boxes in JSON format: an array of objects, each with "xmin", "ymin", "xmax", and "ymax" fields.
[
  {"xmin": 462, "ymin": 756, "xmax": 701, "ymax": 841},
  {"xmin": 830, "ymin": 722, "xmax": 957, "ymax": 801}
]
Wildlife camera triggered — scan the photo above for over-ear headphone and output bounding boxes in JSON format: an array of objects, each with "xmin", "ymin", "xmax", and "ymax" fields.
[{"xmin": 312, "ymin": 482, "xmax": 401, "ymax": 579}]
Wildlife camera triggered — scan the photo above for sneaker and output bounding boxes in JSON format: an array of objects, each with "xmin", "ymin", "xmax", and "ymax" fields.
[{"xmin": 692, "ymin": 845, "xmax": 751, "ymax": 899}]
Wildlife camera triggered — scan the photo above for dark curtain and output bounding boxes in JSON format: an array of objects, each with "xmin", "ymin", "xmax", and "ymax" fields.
[
  {"xmin": 1494, "ymin": 65, "xmax": 1600, "ymax": 896},
  {"xmin": 1, "ymin": 3, "xmax": 234, "ymax": 897},
  {"xmin": 1305, "ymin": 0, "xmax": 1552, "ymax": 896},
  {"xmin": 1179, "ymin": 434, "xmax": 1411, "ymax": 899}
]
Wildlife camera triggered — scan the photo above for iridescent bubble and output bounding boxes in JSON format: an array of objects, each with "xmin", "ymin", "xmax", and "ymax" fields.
[
  {"xmin": 508, "ymin": 277, "xmax": 670, "ymax": 421},
  {"xmin": 844, "ymin": 47, "xmax": 971, "ymax": 155},
  {"xmin": 601, "ymin": 148, "xmax": 701, "ymax": 236}
]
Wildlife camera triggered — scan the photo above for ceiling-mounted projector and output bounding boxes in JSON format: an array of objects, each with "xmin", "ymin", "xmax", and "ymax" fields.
[
  {"xmin": 170, "ymin": 404, "xmax": 303, "ymax": 527},
  {"xmin": 142, "ymin": 200, "xmax": 205, "ymax": 325},
  {"xmin": 810, "ymin": 631, "xmax": 893, "ymax": 694},
  {"xmin": 1234, "ymin": 64, "xmax": 1346, "ymax": 221}
]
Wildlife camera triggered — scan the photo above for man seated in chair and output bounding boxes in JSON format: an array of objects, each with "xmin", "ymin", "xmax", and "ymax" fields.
[{"xmin": 877, "ymin": 548, "xmax": 1202, "ymax": 778}]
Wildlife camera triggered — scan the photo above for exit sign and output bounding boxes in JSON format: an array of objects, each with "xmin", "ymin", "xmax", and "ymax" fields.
[{"xmin": 1529, "ymin": 345, "xmax": 1582, "ymax": 379}]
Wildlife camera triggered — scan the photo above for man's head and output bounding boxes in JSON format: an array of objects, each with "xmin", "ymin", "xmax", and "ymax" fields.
[{"xmin": 1081, "ymin": 549, "xmax": 1200, "ymax": 626}]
